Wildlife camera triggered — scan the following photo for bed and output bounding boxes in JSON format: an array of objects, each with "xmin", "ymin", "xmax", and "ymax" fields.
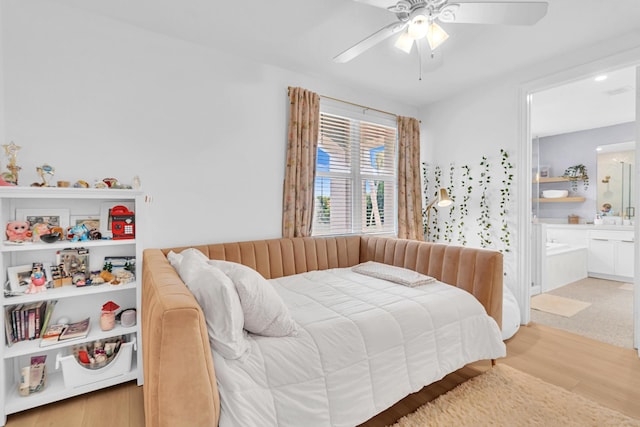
[{"xmin": 142, "ymin": 235, "xmax": 506, "ymax": 427}]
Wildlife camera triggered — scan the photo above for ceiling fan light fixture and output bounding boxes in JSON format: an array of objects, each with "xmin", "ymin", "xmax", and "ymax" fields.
[
  {"xmin": 407, "ymin": 14, "xmax": 429, "ymax": 39},
  {"xmin": 394, "ymin": 31, "xmax": 414, "ymax": 54},
  {"xmin": 426, "ymin": 22, "xmax": 449, "ymax": 51}
]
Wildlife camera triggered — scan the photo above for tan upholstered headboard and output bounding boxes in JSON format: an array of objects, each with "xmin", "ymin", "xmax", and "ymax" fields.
[{"xmin": 163, "ymin": 236, "xmax": 362, "ymax": 279}]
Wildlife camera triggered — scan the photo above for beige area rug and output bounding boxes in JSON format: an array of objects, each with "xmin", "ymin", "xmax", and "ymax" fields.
[
  {"xmin": 390, "ymin": 365, "xmax": 640, "ymax": 427},
  {"xmin": 620, "ymin": 283, "xmax": 634, "ymax": 291},
  {"xmin": 530, "ymin": 293, "xmax": 591, "ymax": 317}
]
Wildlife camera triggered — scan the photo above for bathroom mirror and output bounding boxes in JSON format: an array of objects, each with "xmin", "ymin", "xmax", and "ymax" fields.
[{"xmin": 596, "ymin": 141, "xmax": 635, "ymax": 220}]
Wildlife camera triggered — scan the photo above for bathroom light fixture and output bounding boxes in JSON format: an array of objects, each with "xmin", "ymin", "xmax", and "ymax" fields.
[
  {"xmin": 425, "ymin": 188, "xmax": 453, "ymax": 239},
  {"xmin": 594, "ymin": 74, "xmax": 608, "ymax": 82}
]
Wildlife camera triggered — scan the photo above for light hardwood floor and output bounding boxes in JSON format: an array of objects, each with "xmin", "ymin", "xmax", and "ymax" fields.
[{"xmin": 6, "ymin": 323, "xmax": 640, "ymax": 427}]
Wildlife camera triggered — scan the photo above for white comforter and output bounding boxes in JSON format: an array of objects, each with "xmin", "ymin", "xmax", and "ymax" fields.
[{"xmin": 213, "ymin": 267, "xmax": 506, "ymax": 427}]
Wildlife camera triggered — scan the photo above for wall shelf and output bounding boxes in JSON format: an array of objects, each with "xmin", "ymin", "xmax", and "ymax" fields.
[
  {"xmin": 533, "ymin": 197, "xmax": 586, "ymax": 203},
  {"xmin": 533, "ymin": 176, "xmax": 586, "ymax": 184}
]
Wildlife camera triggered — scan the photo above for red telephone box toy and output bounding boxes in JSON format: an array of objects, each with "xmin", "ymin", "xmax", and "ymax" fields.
[{"xmin": 110, "ymin": 205, "xmax": 135, "ymax": 240}]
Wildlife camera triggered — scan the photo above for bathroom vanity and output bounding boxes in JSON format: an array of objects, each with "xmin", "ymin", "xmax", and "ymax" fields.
[
  {"xmin": 587, "ymin": 228, "xmax": 635, "ymax": 280},
  {"xmin": 532, "ymin": 223, "xmax": 635, "ymax": 295}
]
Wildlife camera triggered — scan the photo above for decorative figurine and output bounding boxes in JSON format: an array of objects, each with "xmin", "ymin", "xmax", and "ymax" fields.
[
  {"xmin": 102, "ymin": 178, "xmax": 117, "ymax": 188},
  {"xmin": 2, "ymin": 142, "xmax": 21, "ymax": 185},
  {"xmin": 36, "ymin": 164, "xmax": 55, "ymax": 187},
  {"xmin": 88, "ymin": 228, "xmax": 102, "ymax": 240},
  {"xmin": 32, "ymin": 223, "xmax": 51, "ymax": 242},
  {"xmin": 25, "ymin": 264, "xmax": 47, "ymax": 294},
  {"xmin": 6, "ymin": 221, "xmax": 32, "ymax": 242}
]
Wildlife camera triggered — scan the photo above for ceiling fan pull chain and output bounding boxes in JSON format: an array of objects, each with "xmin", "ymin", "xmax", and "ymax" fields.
[{"xmin": 417, "ymin": 40, "xmax": 423, "ymax": 81}]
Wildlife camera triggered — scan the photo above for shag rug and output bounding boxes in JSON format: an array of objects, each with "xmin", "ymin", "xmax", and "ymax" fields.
[{"xmin": 390, "ymin": 365, "xmax": 640, "ymax": 427}]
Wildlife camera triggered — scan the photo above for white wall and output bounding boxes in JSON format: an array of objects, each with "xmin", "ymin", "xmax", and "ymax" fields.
[
  {"xmin": 420, "ymin": 32, "xmax": 640, "ymax": 300},
  {"xmin": 0, "ymin": 0, "xmax": 417, "ymax": 248}
]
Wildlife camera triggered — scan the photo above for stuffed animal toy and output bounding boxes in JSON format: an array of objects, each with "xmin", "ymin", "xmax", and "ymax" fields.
[
  {"xmin": 6, "ymin": 221, "xmax": 32, "ymax": 242},
  {"xmin": 67, "ymin": 224, "xmax": 89, "ymax": 242}
]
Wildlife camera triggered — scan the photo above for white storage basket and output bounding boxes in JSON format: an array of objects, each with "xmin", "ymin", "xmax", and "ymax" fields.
[{"xmin": 56, "ymin": 338, "xmax": 136, "ymax": 388}]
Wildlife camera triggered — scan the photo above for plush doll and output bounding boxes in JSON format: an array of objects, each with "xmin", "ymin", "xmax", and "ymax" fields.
[
  {"xmin": 67, "ymin": 224, "xmax": 89, "ymax": 241},
  {"xmin": 6, "ymin": 221, "xmax": 32, "ymax": 242}
]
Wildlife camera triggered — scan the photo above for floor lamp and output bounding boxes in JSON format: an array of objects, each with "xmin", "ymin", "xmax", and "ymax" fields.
[{"xmin": 425, "ymin": 188, "xmax": 452, "ymax": 240}]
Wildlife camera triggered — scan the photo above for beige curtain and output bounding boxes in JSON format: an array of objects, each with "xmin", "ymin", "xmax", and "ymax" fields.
[
  {"xmin": 282, "ymin": 87, "xmax": 320, "ymax": 238},
  {"xmin": 397, "ymin": 116, "xmax": 423, "ymax": 241}
]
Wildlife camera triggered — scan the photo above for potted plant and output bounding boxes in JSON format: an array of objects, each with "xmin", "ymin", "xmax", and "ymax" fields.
[{"xmin": 562, "ymin": 164, "xmax": 589, "ymax": 192}]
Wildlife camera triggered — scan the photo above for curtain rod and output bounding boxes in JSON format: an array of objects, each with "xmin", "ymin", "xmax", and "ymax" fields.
[
  {"xmin": 287, "ymin": 87, "xmax": 418, "ymax": 121},
  {"xmin": 319, "ymin": 94, "xmax": 398, "ymax": 118}
]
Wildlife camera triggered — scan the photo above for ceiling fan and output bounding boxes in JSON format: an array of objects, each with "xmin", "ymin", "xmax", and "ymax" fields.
[{"xmin": 333, "ymin": 0, "xmax": 548, "ymax": 63}]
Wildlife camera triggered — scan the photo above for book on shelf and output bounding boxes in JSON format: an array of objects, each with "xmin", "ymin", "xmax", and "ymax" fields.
[
  {"xmin": 40, "ymin": 317, "xmax": 91, "ymax": 346},
  {"xmin": 4, "ymin": 306, "xmax": 15, "ymax": 346},
  {"xmin": 39, "ymin": 300, "xmax": 57, "ymax": 337},
  {"xmin": 39, "ymin": 323, "xmax": 66, "ymax": 347},
  {"xmin": 58, "ymin": 317, "xmax": 91, "ymax": 341},
  {"xmin": 5, "ymin": 300, "xmax": 57, "ymax": 345}
]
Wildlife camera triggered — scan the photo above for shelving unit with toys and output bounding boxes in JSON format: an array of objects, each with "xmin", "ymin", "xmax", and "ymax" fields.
[{"xmin": 0, "ymin": 186, "xmax": 144, "ymax": 425}]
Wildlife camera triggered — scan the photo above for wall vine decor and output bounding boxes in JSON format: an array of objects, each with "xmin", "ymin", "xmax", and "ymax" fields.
[
  {"xmin": 499, "ymin": 149, "xmax": 514, "ymax": 252},
  {"xmin": 457, "ymin": 164, "xmax": 472, "ymax": 246},
  {"xmin": 476, "ymin": 156, "xmax": 492, "ymax": 248},
  {"xmin": 421, "ymin": 149, "xmax": 513, "ymax": 253}
]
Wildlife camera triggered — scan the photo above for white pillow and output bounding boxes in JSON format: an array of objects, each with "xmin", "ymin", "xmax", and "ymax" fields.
[
  {"xmin": 209, "ymin": 260, "xmax": 298, "ymax": 337},
  {"xmin": 175, "ymin": 248, "xmax": 210, "ymax": 284},
  {"xmin": 166, "ymin": 250, "xmax": 183, "ymax": 270},
  {"xmin": 176, "ymin": 249, "xmax": 249, "ymax": 360}
]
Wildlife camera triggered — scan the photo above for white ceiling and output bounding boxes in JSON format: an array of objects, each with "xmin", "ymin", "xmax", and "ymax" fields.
[
  {"xmin": 49, "ymin": 0, "xmax": 640, "ymax": 134},
  {"xmin": 532, "ymin": 66, "xmax": 637, "ymax": 137}
]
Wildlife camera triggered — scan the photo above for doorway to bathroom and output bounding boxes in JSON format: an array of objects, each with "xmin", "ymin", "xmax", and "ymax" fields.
[{"xmin": 526, "ymin": 64, "xmax": 638, "ymax": 350}]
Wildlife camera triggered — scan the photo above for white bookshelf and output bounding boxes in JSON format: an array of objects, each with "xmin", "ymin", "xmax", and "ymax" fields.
[{"xmin": 0, "ymin": 187, "xmax": 144, "ymax": 425}]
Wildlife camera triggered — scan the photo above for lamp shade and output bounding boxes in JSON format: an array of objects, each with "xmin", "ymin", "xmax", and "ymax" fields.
[
  {"xmin": 394, "ymin": 31, "xmax": 414, "ymax": 54},
  {"xmin": 426, "ymin": 22, "xmax": 449, "ymax": 51},
  {"xmin": 437, "ymin": 188, "xmax": 452, "ymax": 207}
]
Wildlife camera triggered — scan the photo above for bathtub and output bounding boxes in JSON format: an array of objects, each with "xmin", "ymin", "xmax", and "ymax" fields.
[
  {"xmin": 543, "ymin": 242, "xmax": 588, "ymax": 292},
  {"xmin": 546, "ymin": 242, "xmax": 572, "ymax": 255}
]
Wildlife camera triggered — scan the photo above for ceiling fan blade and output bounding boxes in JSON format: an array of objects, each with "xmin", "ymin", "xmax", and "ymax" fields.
[
  {"xmin": 353, "ymin": 0, "xmax": 399, "ymax": 10},
  {"xmin": 333, "ymin": 21, "xmax": 408, "ymax": 63},
  {"xmin": 440, "ymin": 1, "xmax": 548, "ymax": 25}
]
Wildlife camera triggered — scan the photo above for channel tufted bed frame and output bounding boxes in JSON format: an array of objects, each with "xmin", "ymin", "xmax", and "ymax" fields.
[{"xmin": 141, "ymin": 235, "xmax": 503, "ymax": 427}]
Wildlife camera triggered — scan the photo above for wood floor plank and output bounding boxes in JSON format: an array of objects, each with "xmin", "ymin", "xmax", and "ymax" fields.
[
  {"xmin": 127, "ymin": 382, "xmax": 145, "ymax": 427},
  {"xmin": 82, "ymin": 383, "xmax": 130, "ymax": 427},
  {"xmin": 5, "ymin": 323, "xmax": 640, "ymax": 426}
]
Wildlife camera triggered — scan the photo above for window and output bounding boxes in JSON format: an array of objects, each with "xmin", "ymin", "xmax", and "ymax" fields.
[{"xmin": 312, "ymin": 99, "xmax": 397, "ymax": 236}]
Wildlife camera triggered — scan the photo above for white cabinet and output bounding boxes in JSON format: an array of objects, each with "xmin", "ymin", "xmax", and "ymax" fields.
[
  {"xmin": 616, "ymin": 240, "xmax": 635, "ymax": 278},
  {"xmin": 0, "ymin": 187, "xmax": 144, "ymax": 425},
  {"xmin": 587, "ymin": 230, "xmax": 634, "ymax": 281}
]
